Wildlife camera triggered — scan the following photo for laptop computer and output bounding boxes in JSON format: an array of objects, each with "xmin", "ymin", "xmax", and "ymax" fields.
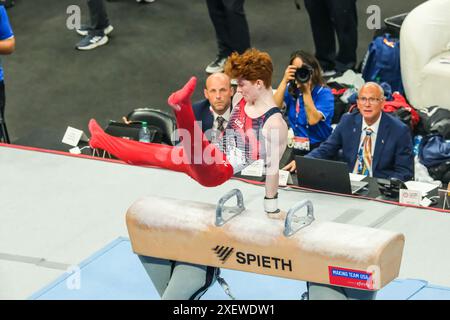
[{"xmin": 294, "ymin": 156, "xmax": 368, "ymax": 195}]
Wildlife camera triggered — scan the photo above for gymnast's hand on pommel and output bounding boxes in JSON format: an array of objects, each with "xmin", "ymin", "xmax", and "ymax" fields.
[
  {"xmin": 266, "ymin": 209, "xmax": 287, "ymax": 220},
  {"xmin": 264, "ymin": 193, "xmax": 287, "ymax": 220}
]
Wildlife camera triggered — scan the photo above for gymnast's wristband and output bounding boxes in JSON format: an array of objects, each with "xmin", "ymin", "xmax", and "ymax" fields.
[{"xmin": 264, "ymin": 193, "xmax": 280, "ymax": 213}]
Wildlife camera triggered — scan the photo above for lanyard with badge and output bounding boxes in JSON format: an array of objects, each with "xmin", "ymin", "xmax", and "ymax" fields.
[
  {"xmin": 226, "ymin": 99, "xmax": 250, "ymax": 169},
  {"xmin": 292, "ymin": 96, "xmax": 310, "ymax": 151}
]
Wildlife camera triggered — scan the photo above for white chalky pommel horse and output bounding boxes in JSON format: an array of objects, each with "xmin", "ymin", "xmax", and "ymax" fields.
[{"xmin": 126, "ymin": 189, "xmax": 405, "ymax": 291}]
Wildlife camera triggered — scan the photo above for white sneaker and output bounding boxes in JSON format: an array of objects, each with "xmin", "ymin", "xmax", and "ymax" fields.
[
  {"xmin": 76, "ymin": 34, "xmax": 109, "ymax": 50},
  {"xmin": 205, "ymin": 56, "xmax": 227, "ymax": 73}
]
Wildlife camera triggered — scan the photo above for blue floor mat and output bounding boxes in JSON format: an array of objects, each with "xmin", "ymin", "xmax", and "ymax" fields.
[
  {"xmin": 30, "ymin": 238, "xmax": 449, "ymax": 300},
  {"xmin": 409, "ymin": 285, "xmax": 450, "ymax": 300},
  {"xmin": 30, "ymin": 238, "xmax": 158, "ymax": 300}
]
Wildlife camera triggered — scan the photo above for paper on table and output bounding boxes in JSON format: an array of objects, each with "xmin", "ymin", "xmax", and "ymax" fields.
[
  {"xmin": 278, "ymin": 170, "xmax": 290, "ymax": 186},
  {"xmin": 405, "ymin": 181, "xmax": 438, "ymax": 195},
  {"xmin": 240, "ymin": 159, "xmax": 264, "ymax": 177},
  {"xmin": 349, "ymin": 173, "xmax": 366, "ymax": 182}
]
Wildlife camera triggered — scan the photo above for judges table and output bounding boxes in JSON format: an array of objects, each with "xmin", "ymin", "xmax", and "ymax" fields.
[
  {"xmin": 1, "ymin": 143, "xmax": 450, "ymax": 299},
  {"xmin": 292, "ymin": 178, "xmax": 447, "ymax": 213},
  {"xmin": 286, "ymin": 173, "xmax": 446, "ymax": 210}
]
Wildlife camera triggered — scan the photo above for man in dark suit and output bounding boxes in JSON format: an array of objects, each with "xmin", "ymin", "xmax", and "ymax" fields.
[
  {"xmin": 286, "ymin": 82, "xmax": 413, "ymax": 301},
  {"xmin": 284, "ymin": 82, "xmax": 414, "ymax": 182},
  {"xmin": 192, "ymin": 73, "xmax": 234, "ymax": 142}
]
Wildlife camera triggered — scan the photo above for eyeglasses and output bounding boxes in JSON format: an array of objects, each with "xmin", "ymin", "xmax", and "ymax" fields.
[{"xmin": 357, "ymin": 97, "xmax": 383, "ymax": 105}]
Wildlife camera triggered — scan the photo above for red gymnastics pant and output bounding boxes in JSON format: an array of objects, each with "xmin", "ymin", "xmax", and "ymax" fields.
[{"xmin": 88, "ymin": 77, "xmax": 234, "ymax": 187}]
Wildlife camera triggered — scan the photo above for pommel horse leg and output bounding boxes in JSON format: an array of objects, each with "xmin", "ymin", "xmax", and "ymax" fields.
[{"xmin": 138, "ymin": 255, "xmax": 218, "ymax": 300}]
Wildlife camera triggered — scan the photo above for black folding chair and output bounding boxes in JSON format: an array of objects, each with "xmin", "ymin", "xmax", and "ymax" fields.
[{"xmin": 126, "ymin": 108, "xmax": 177, "ymax": 146}]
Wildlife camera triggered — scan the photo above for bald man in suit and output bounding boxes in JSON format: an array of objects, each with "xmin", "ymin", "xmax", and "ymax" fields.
[{"xmin": 192, "ymin": 73, "xmax": 234, "ymax": 142}]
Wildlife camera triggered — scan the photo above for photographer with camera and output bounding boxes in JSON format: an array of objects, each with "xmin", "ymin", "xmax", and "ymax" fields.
[{"xmin": 274, "ymin": 50, "xmax": 334, "ymax": 171}]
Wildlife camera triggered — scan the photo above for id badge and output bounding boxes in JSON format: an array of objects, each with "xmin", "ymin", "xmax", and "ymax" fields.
[
  {"xmin": 293, "ymin": 136, "xmax": 310, "ymax": 151},
  {"xmin": 228, "ymin": 145, "xmax": 246, "ymax": 167}
]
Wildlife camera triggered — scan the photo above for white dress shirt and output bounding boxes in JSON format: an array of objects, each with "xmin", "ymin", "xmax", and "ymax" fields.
[{"xmin": 210, "ymin": 106, "xmax": 231, "ymax": 131}]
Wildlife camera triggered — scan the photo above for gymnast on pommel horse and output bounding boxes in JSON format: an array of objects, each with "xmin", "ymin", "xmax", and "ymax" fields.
[
  {"xmin": 88, "ymin": 48, "xmax": 288, "ymax": 299},
  {"xmin": 89, "ymin": 48, "xmax": 378, "ymax": 300}
]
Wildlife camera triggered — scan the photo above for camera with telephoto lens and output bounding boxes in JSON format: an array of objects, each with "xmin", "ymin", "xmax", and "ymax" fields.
[
  {"xmin": 294, "ymin": 64, "xmax": 313, "ymax": 84},
  {"xmin": 288, "ymin": 63, "xmax": 314, "ymax": 98}
]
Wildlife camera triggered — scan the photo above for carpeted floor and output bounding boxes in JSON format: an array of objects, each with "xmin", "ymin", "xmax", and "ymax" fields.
[{"xmin": 3, "ymin": 0, "xmax": 425, "ymax": 150}]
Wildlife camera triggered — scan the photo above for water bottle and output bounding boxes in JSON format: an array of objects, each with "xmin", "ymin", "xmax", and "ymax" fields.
[{"xmin": 139, "ymin": 121, "xmax": 151, "ymax": 143}]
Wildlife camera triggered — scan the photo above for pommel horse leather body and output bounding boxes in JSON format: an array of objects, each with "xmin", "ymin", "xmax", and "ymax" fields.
[{"xmin": 126, "ymin": 195, "xmax": 404, "ymax": 291}]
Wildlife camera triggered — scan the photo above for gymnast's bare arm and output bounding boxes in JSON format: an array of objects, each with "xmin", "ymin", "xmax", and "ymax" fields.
[{"xmin": 263, "ymin": 113, "xmax": 288, "ymax": 199}]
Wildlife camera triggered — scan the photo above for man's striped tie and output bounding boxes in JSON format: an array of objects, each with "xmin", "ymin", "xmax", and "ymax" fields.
[{"xmin": 355, "ymin": 128, "xmax": 373, "ymax": 176}]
